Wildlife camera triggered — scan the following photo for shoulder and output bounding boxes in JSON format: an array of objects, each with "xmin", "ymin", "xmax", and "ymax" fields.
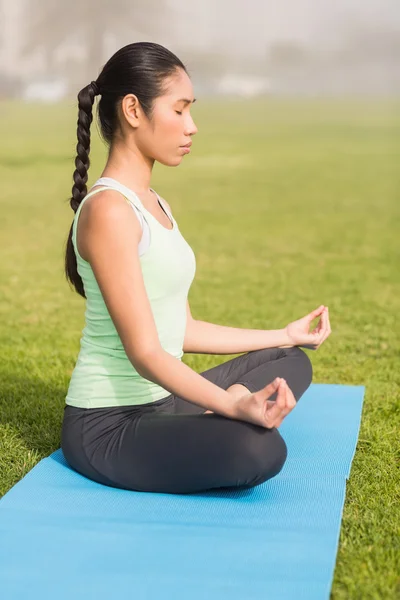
[
  {"xmin": 84, "ymin": 187, "xmax": 131, "ymax": 210},
  {"xmin": 77, "ymin": 190, "xmax": 142, "ymax": 261},
  {"xmin": 79, "ymin": 188, "xmax": 142, "ymax": 234}
]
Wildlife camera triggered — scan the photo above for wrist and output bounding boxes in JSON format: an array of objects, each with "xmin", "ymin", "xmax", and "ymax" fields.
[
  {"xmin": 276, "ymin": 328, "xmax": 294, "ymax": 348},
  {"xmin": 212, "ymin": 389, "xmax": 242, "ymax": 419}
]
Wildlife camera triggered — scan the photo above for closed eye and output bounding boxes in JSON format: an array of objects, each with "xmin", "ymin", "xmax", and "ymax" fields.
[{"xmin": 175, "ymin": 111, "xmax": 182, "ymax": 115}]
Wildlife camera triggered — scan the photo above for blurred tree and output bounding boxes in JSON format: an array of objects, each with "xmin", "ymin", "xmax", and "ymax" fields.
[
  {"xmin": 265, "ymin": 40, "xmax": 312, "ymax": 73},
  {"xmin": 19, "ymin": 0, "xmax": 170, "ymax": 93},
  {"xmin": 335, "ymin": 25, "xmax": 400, "ymax": 64},
  {"xmin": 184, "ymin": 48, "xmax": 231, "ymax": 81}
]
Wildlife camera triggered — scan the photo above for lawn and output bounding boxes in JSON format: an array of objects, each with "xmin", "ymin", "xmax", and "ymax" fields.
[{"xmin": 0, "ymin": 95, "xmax": 399, "ymax": 598}]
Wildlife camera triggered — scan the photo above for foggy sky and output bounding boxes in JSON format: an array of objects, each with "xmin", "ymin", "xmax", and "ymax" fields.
[{"xmin": 167, "ymin": 0, "xmax": 400, "ymax": 55}]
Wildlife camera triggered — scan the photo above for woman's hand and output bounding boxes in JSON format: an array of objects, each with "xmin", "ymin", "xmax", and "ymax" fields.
[
  {"xmin": 284, "ymin": 305, "xmax": 331, "ymax": 350},
  {"xmin": 230, "ymin": 378, "xmax": 296, "ymax": 429}
]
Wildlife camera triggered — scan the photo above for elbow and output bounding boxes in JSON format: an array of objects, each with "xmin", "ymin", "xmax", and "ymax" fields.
[{"xmin": 130, "ymin": 346, "xmax": 164, "ymax": 377}]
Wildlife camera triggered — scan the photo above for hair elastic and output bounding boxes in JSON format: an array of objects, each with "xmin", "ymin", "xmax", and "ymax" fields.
[{"xmin": 90, "ymin": 80, "xmax": 99, "ymax": 95}]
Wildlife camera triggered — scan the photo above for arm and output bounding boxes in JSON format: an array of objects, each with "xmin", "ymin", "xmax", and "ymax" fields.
[
  {"xmin": 80, "ymin": 191, "xmax": 235, "ymax": 418},
  {"xmin": 136, "ymin": 349, "xmax": 235, "ymax": 416},
  {"xmin": 183, "ymin": 316, "xmax": 293, "ymax": 355}
]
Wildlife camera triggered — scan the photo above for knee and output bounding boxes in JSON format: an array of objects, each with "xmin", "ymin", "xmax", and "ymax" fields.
[
  {"xmin": 286, "ymin": 346, "xmax": 313, "ymax": 391},
  {"xmin": 258, "ymin": 428, "xmax": 288, "ymax": 479},
  {"xmin": 239, "ymin": 427, "xmax": 288, "ymax": 484},
  {"xmin": 298, "ymin": 347, "xmax": 313, "ymax": 386}
]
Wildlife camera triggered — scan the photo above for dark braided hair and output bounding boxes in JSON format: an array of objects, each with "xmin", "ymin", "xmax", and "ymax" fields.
[{"xmin": 64, "ymin": 42, "xmax": 188, "ymax": 298}]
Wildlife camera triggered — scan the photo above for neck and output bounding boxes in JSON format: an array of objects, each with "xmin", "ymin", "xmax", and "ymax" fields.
[{"xmin": 101, "ymin": 141, "xmax": 155, "ymax": 195}]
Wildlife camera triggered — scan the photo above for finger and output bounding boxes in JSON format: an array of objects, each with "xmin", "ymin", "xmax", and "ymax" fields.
[
  {"xmin": 264, "ymin": 381, "xmax": 284, "ymax": 427},
  {"xmin": 321, "ymin": 311, "xmax": 331, "ymax": 344},
  {"xmin": 269, "ymin": 383, "xmax": 296, "ymax": 428},
  {"xmin": 273, "ymin": 387, "xmax": 289, "ymax": 424},
  {"xmin": 311, "ymin": 315, "xmax": 323, "ymax": 335},
  {"xmin": 312, "ymin": 306, "xmax": 330, "ymax": 336},
  {"xmin": 314, "ymin": 309, "xmax": 332, "ymax": 347},
  {"xmin": 325, "ymin": 309, "xmax": 332, "ymax": 334},
  {"xmin": 319, "ymin": 311, "xmax": 328, "ymax": 338},
  {"xmin": 314, "ymin": 311, "xmax": 329, "ymax": 343},
  {"xmin": 309, "ymin": 329, "xmax": 324, "ymax": 346},
  {"xmin": 308, "ymin": 305, "xmax": 325, "ymax": 322},
  {"xmin": 280, "ymin": 380, "xmax": 296, "ymax": 418},
  {"xmin": 259, "ymin": 377, "xmax": 280, "ymax": 399},
  {"xmin": 319, "ymin": 310, "xmax": 330, "ymax": 342},
  {"xmin": 275, "ymin": 380, "xmax": 296, "ymax": 425},
  {"xmin": 252, "ymin": 378, "xmax": 279, "ymax": 402},
  {"xmin": 286, "ymin": 385, "xmax": 297, "ymax": 410},
  {"xmin": 265, "ymin": 380, "xmax": 286, "ymax": 426}
]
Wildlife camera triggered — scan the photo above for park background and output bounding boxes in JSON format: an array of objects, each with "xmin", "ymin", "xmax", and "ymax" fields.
[{"xmin": 0, "ymin": 1, "xmax": 399, "ymax": 598}]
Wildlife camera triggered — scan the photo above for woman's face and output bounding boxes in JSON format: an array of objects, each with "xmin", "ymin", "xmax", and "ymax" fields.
[{"xmin": 122, "ymin": 68, "xmax": 198, "ymax": 166}]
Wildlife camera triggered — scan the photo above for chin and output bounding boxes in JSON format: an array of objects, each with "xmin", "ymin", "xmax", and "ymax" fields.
[{"xmin": 157, "ymin": 156, "xmax": 184, "ymax": 167}]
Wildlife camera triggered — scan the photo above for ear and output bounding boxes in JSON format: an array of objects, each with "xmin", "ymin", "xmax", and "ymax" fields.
[{"xmin": 120, "ymin": 94, "xmax": 141, "ymax": 128}]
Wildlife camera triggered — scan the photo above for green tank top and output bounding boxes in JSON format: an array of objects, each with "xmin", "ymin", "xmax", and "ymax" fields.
[{"xmin": 65, "ymin": 177, "xmax": 196, "ymax": 409}]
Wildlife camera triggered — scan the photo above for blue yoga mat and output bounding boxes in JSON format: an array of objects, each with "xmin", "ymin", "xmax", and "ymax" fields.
[{"xmin": 0, "ymin": 383, "xmax": 365, "ymax": 600}]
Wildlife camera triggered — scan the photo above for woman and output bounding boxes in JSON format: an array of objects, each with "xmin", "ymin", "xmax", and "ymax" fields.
[{"xmin": 61, "ymin": 42, "xmax": 331, "ymax": 495}]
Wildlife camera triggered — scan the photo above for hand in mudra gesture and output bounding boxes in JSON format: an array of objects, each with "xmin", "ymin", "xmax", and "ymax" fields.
[
  {"xmin": 285, "ymin": 305, "xmax": 331, "ymax": 350},
  {"xmin": 231, "ymin": 377, "xmax": 296, "ymax": 429}
]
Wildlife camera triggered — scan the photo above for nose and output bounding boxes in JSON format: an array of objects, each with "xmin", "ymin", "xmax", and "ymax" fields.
[{"xmin": 185, "ymin": 115, "xmax": 198, "ymax": 137}]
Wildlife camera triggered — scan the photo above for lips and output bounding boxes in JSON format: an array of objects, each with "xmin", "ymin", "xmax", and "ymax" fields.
[{"xmin": 181, "ymin": 142, "xmax": 192, "ymax": 148}]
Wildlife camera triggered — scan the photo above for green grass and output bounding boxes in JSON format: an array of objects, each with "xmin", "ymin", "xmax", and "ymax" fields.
[{"xmin": 1, "ymin": 96, "xmax": 399, "ymax": 598}]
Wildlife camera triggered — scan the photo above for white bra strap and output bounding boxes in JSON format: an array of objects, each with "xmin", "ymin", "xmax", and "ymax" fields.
[
  {"xmin": 84, "ymin": 186, "xmax": 114, "ymax": 200},
  {"xmin": 92, "ymin": 177, "xmax": 173, "ymax": 222},
  {"xmin": 150, "ymin": 188, "xmax": 173, "ymax": 221},
  {"xmin": 93, "ymin": 177, "xmax": 143, "ymax": 209}
]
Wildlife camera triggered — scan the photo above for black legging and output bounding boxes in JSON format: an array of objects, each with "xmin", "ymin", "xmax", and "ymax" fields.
[{"xmin": 61, "ymin": 346, "xmax": 313, "ymax": 494}]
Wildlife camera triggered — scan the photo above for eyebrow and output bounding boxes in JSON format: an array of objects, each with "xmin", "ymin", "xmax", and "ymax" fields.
[{"xmin": 176, "ymin": 98, "xmax": 197, "ymax": 105}]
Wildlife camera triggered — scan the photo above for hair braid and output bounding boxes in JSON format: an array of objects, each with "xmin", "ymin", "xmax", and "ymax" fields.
[
  {"xmin": 70, "ymin": 82, "xmax": 98, "ymax": 212},
  {"xmin": 64, "ymin": 81, "xmax": 98, "ymax": 298}
]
